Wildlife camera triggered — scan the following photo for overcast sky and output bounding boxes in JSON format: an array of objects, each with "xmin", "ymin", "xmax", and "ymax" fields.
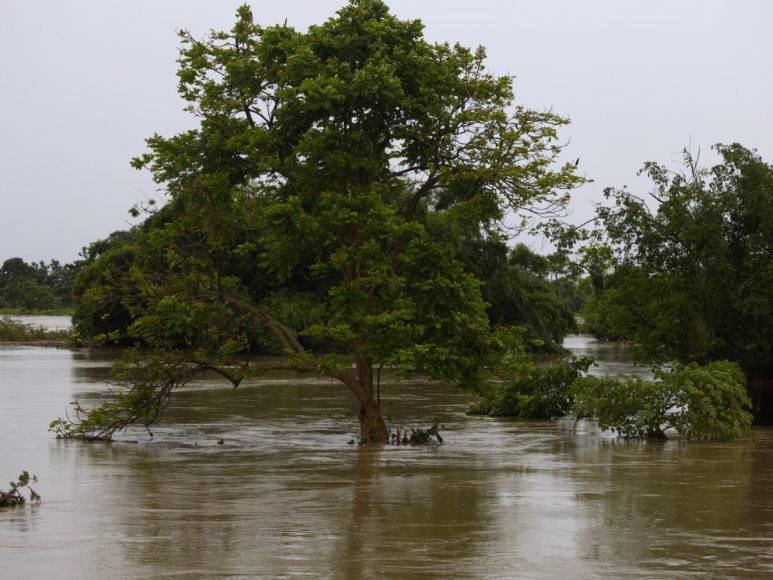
[{"xmin": 2, "ymin": 0, "xmax": 772, "ymax": 263}]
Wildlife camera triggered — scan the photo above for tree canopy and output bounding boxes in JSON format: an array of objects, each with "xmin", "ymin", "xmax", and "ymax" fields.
[{"xmin": 54, "ymin": 0, "xmax": 582, "ymax": 443}]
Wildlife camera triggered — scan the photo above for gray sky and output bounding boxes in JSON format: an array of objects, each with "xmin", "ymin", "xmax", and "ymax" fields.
[{"xmin": 2, "ymin": 0, "xmax": 772, "ymax": 263}]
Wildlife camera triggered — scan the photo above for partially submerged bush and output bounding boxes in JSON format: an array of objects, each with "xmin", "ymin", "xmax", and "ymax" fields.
[
  {"xmin": 349, "ymin": 423, "xmax": 445, "ymax": 445},
  {"xmin": 469, "ymin": 356, "xmax": 593, "ymax": 418},
  {"xmin": 0, "ymin": 471, "xmax": 41, "ymax": 507},
  {"xmin": 573, "ymin": 360, "xmax": 752, "ymax": 440},
  {"xmin": 471, "ymin": 348, "xmax": 751, "ymax": 441},
  {"xmin": 390, "ymin": 423, "xmax": 444, "ymax": 445}
]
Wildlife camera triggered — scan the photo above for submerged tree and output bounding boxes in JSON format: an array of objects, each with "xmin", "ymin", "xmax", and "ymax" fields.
[{"xmin": 53, "ymin": 0, "xmax": 582, "ymax": 443}]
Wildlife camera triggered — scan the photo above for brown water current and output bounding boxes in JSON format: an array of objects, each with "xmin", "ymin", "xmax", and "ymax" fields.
[{"xmin": 1, "ymin": 320, "xmax": 773, "ymax": 578}]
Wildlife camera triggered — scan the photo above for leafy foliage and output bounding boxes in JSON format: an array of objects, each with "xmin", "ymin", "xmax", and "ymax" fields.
[
  {"xmin": 50, "ymin": 351, "xmax": 229, "ymax": 440},
  {"xmin": 469, "ymin": 354, "xmax": 592, "ymax": 418},
  {"xmin": 462, "ymin": 241, "xmax": 577, "ymax": 352},
  {"xmin": 469, "ymin": 345, "xmax": 751, "ymax": 442},
  {"xmin": 585, "ymin": 144, "xmax": 773, "ymax": 363},
  {"xmin": 573, "ymin": 361, "xmax": 752, "ymax": 440},
  {"xmin": 571, "ymin": 144, "xmax": 773, "ymax": 420}
]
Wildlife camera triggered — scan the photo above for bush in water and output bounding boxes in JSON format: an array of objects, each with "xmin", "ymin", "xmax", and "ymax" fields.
[
  {"xmin": 469, "ymin": 356, "xmax": 593, "ymax": 419},
  {"xmin": 572, "ymin": 360, "xmax": 752, "ymax": 441}
]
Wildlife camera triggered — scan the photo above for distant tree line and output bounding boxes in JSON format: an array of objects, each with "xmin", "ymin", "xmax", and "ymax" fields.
[
  {"xmin": 0, "ymin": 257, "xmax": 78, "ymax": 311},
  {"xmin": 0, "ymin": 229, "xmax": 138, "ymax": 312}
]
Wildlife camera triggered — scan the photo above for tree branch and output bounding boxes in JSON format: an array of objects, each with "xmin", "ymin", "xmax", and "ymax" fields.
[
  {"xmin": 403, "ymin": 173, "xmax": 440, "ymax": 220},
  {"xmin": 222, "ymin": 294, "xmax": 306, "ymax": 354}
]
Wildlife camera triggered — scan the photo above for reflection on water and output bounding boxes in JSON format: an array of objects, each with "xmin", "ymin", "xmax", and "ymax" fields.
[{"xmin": 1, "ymin": 337, "xmax": 773, "ymax": 578}]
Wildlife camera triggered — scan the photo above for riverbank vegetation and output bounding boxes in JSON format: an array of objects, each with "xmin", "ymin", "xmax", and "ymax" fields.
[
  {"xmin": 469, "ymin": 352, "xmax": 752, "ymax": 441},
  {"xmin": 468, "ymin": 327, "xmax": 593, "ymax": 418},
  {"xmin": 573, "ymin": 361, "xmax": 752, "ymax": 441},
  {"xmin": 0, "ymin": 257, "xmax": 78, "ymax": 312},
  {"xmin": 0, "ymin": 231, "xmax": 134, "ymax": 315}
]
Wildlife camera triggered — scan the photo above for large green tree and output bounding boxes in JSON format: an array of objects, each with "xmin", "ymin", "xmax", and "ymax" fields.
[
  {"xmin": 584, "ymin": 144, "xmax": 773, "ymax": 422},
  {"xmin": 56, "ymin": 1, "xmax": 581, "ymax": 443}
]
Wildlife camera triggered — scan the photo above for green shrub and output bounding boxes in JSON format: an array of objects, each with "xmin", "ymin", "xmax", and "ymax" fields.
[
  {"xmin": 572, "ymin": 360, "xmax": 752, "ymax": 440},
  {"xmin": 469, "ymin": 356, "xmax": 593, "ymax": 418}
]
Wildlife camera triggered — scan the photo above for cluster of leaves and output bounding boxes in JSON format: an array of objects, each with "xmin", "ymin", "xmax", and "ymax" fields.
[
  {"xmin": 470, "ymin": 347, "xmax": 751, "ymax": 441},
  {"xmin": 0, "ymin": 471, "xmax": 41, "ymax": 508},
  {"xmin": 0, "ymin": 317, "xmax": 70, "ymax": 342},
  {"xmin": 469, "ymin": 353, "xmax": 592, "ymax": 419},
  {"xmin": 573, "ymin": 361, "xmax": 752, "ymax": 441}
]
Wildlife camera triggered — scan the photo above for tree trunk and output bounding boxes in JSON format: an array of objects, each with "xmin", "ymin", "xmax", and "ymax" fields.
[
  {"xmin": 744, "ymin": 363, "xmax": 773, "ymax": 425},
  {"xmin": 359, "ymin": 398, "xmax": 389, "ymax": 444},
  {"xmin": 355, "ymin": 354, "xmax": 389, "ymax": 445},
  {"xmin": 224, "ymin": 294, "xmax": 391, "ymax": 441}
]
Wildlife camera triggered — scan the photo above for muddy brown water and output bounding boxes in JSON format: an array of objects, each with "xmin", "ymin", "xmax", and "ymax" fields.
[{"xmin": 1, "ymin": 318, "xmax": 773, "ymax": 578}]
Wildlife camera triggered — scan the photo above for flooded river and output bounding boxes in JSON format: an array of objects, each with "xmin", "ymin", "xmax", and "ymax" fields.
[{"xmin": 1, "ymin": 318, "xmax": 773, "ymax": 578}]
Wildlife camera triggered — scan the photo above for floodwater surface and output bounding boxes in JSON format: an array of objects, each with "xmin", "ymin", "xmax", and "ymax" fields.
[{"xmin": 1, "ymin": 321, "xmax": 773, "ymax": 578}]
